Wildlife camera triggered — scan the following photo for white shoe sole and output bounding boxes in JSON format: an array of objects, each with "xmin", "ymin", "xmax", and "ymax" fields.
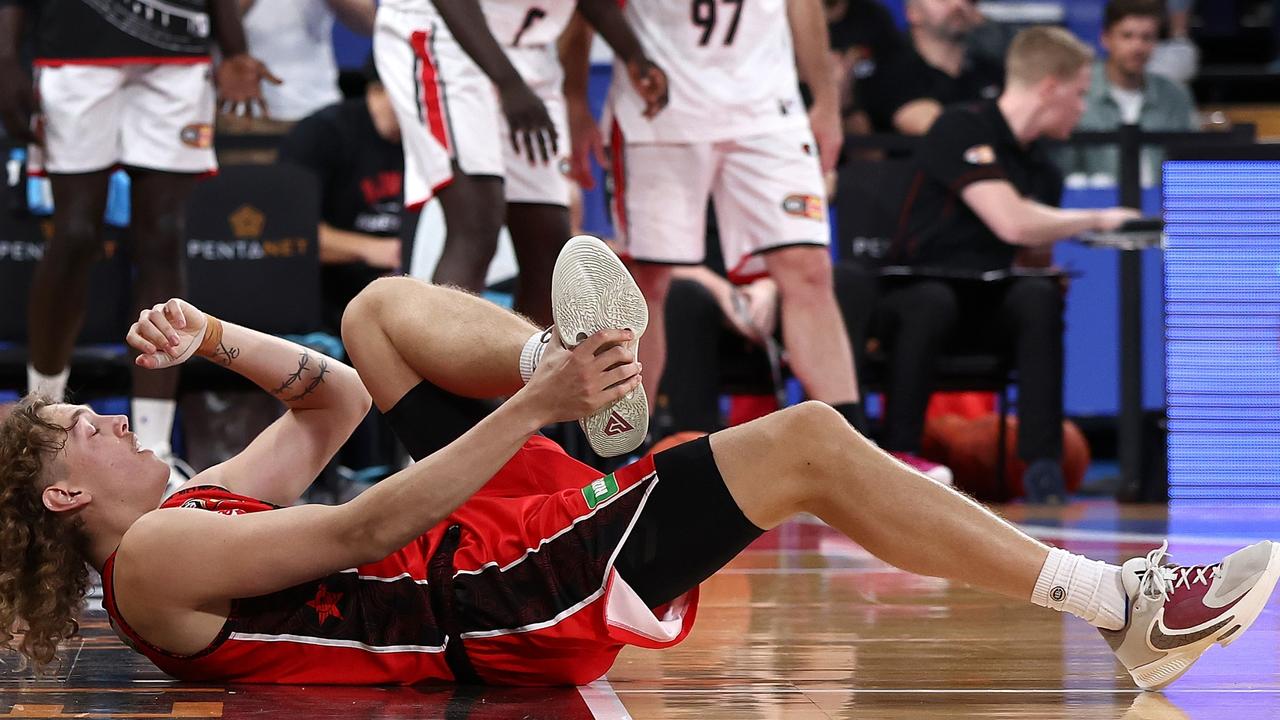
[
  {"xmin": 1130, "ymin": 541, "xmax": 1280, "ymax": 690},
  {"xmin": 551, "ymin": 235, "xmax": 649, "ymax": 457}
]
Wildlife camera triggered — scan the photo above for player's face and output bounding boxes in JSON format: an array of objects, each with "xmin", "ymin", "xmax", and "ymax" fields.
[
  {"xmin": 41, "ymin": 404, "xmax": 170, "ymax": 509},
  {"xmin": 908, "ymin": 0, "xmax": 981, "ymax": 41},
  {"xmin": 1102, "ymin": 16, "xmax": 1160, "ymax": 79},
  {"xmin": 1040, "ymin": 65, "xmax": 1093, "ymax": 140}
]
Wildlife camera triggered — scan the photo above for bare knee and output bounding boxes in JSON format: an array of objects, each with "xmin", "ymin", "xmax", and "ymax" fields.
[
  {"xmin": 342, "ymin": 276, "xmax": 415, "ymax": 347},
  {"xmin": 770, "ymin": 401, "xmax": 859, "ymax": 502}
]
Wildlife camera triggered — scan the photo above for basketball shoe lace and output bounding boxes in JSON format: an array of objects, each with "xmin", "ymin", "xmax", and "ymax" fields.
[{"xmin": 1135, "ymin": 542, "xmax": 1220, "ymax": 605}]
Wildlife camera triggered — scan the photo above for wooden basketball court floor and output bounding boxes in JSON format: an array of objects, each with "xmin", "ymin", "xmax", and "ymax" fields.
[{"xmin": 4, "ymin": 501, "xmax": 1279, "ymax": 719}]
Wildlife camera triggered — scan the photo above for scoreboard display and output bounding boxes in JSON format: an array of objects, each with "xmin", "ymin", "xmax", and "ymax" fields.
[{"xmin": 1164, "ymin": 150, "xmax": 1280, "ymax": 502}]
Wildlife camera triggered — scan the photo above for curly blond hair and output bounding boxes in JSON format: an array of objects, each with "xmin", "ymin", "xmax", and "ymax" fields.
[{"xmin": 0, "ymin": 395, "xmax": 89, "ymax": 672}]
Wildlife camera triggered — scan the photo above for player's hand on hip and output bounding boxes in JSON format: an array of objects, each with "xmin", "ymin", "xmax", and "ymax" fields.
[
  {"xmin": 129, "ymin": 299, "xmax": 209, "ymax": 370},
  {"xmin": 567, "ymin": 100, "xmax": 605, "ymax": 189},
  {"xmin": 216, "ymin": 54, "xmax": 282, "ymax": 118},
  {"xmin": 524, "ymin": 328, "xmax": 642, "ymax": 423},
  {"xmin": 0, "ymin": 59, "xmax": 38, "ymax": 145},
  {"xmin": 626, "ymin": 58, "xmax": 668, "ymax": 119},
  {"xmin": 808, "ymin": 101, "xmax": 843, "ymax": 174},
  {"xmin": 499, "ymin": 81, "xmax": 558, "ymax": 165}
]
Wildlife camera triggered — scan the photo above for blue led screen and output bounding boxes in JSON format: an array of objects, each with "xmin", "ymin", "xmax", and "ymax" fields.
[{"xmin": 1164, "ymin": 160, "xmax": 1280, "ymax": 502}]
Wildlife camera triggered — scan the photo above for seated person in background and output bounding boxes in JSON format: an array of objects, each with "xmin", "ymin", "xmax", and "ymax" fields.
[
  {"xmin": 878, "ymin": 26, "xmax": 1139, "ymax": 503},
  {"xmin": 824, "ymin": 0, "xmax": 904, "ymax": 136},
  {"xmin": 1057, "ymin": 0, "xmax": 1198, "ymax": 188},
  {"xmin": 278, "ymin": 60, "xmax": 405, "ymax": 334},
  {"xmin": 661, "ymin": 218, "xmax": 951, "ymax": 482},
  {"xmin": 856, "ymin": 0, "xmax": 1002, "ymax": 135}
]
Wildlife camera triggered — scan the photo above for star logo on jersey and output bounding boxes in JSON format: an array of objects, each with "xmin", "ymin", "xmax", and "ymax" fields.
[
  {"xmin": 307, "ymin": 586, "xmax": 344, "ymax": 624},
  {"xmin": 228, "ymin": 204, "xmax": 266, "ymax": 239},
  {"xmin": 604, "ymin": 411, "xmax": 634, "ymax": 436}
]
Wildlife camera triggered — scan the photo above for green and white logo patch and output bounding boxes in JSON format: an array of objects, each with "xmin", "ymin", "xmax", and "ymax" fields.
[{"xmin": 582, "ymin": 474, "xmax": 620, "ymax": 509}]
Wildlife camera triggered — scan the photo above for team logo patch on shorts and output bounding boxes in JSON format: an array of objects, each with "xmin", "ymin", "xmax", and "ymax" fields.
[
  {"xmin": 964, "ymin": 144, "xmax": 997, "ymax": 165},
  {"xmin": 782, "ymin": 194, "xmax": 824, "ymax": 221},
  {"xmin": 180, "ymin": 123, "xmax": 213, "ymax": 149},
  {"xmin": 582, "ymin": 474, "xmax": 620, "ymax": 510}
]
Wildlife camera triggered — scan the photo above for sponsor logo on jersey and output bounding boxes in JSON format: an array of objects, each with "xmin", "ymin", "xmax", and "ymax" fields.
[
  {"xmin": 582, "ymin": 473, "xmax": 620, "ymax": 509},
  {"xmin": 180, "ymin": 123, "xmax": 213, "ymax": 149},
  {"xmin": 604, "ymin": 411, "xmax": 634, "ymax": 436},
  {"xmin": 782, "ymin": 194, "xmax": 824, "ymax": 221},
  {"xmin": 964, "ymin": 144, "xmax": 997, "ymax": 165}
]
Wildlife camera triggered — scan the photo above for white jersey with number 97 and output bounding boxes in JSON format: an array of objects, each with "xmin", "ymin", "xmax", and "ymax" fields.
[{"xmin": 609, "ymin": 0, "xmax": 807, "ymax": 143}]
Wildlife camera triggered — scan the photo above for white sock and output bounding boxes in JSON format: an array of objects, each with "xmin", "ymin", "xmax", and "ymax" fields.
[
  {"xmin": 132, "ymin": 397, "xmax": 177, "ymax": 457},
  {"xmin": 27, "ymin": 364, "xmax": 70, "ymax": 402},
  {"xmin": 519, "ymin": 328, "xmax": 552, "ymax": 384},
  {"xmin": 1031, "ymin": 547, "xmax": 1129, "ymax": 631}
]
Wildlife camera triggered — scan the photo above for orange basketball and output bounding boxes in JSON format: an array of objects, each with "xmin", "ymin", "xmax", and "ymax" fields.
[
  {"xmin": 649, "ymin": 430, "xmax": 709, "ymax": 456},
  {"xmin": 922, "ymin": 414, "xmax": 1091, "ymax": 501}
]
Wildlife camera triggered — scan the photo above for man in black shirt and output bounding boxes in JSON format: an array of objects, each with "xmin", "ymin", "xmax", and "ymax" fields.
[
  {"xmin": 878, "ymin": 26, "xmax": 1139, "ymax": 502},
  {"xmin": 856, "ymin": 0, "xmax": 1003, "ymax": 135},
  {"xmin": 279, "ymin": 62, "xmax": 405, "ymax": 333}
]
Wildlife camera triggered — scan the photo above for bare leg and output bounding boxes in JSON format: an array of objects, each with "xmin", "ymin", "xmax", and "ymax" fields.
[
  {"xmin": 432, "ymin": 171, "xmax": 505, "ymax": 292},
  {"xmin": 27, "ymin": 171, "xmax": 112, "ymax": 377},
  {"xmin": 506, "ymin": 202, "xmax": 569, "ymax": 327},
  {"xmin": 129, "ymin": 169, "xmax": 197, "ymax": 400},
  {"xmin": 763, "ymin": 246, "xmax": 860, "ymax": 404},
  {"xmin": 629, "ymin": 262, "xmax": 672, "ymax": 406},
  {"xmin": 341, "ymin": 277, "xmax": 537, "ymax": 411},
  {"xmin": 710, "ymin": 401, "xmax": 1049, "ymax": 599}
]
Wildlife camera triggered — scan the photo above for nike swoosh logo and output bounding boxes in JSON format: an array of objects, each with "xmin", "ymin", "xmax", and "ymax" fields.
[{"xmin": 1149, "ymin": 615, "xmax": 1233, "ymax": 650}]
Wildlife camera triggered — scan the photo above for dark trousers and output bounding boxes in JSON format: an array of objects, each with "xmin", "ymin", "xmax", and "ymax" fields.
[
  {"xmin": 875, "ymin": 276, "xmax": 1065, "ymax": 462},
  {"xmin": 660, "ymin": 278, "xmax": 778, "ymax": 433}
]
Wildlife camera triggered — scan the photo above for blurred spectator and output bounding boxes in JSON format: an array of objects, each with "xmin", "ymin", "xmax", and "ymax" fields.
[
  {"xmin": 824, "ymin": 0, "xmax": 903, "ymax": 135},
  {"xmin": 1147, "ymin": 0, "xmax": 1199, "ymax": 83},
  {"xmin": 0, "ymin": 0, "xmax": 275, "ymax": 484},
  {"xmin": 857, "ymin": 0, "xmax": 1002, "ymax": 135},
  {"xmin": 875, "ymin": 27, "xmax": 1140, "ymax": 503},
  {"xmin": 1058, "ymin": 0, "xmax": 1197, "ymax": 188},
  {"xmin": 240, "ymin": 0, "xmax": 376, "ymax": 123},
  {"xmin": 277, "ymin": 61, "xmax": 403, "ymax": 333}
]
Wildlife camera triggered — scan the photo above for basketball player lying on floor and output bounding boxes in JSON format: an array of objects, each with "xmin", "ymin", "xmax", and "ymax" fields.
[{"xmin": 1, "ymin": 236, "xmax": 1277, "ymax": 691}]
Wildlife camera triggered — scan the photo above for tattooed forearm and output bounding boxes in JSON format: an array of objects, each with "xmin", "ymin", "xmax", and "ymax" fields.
[
  {"xmin": 212, "ymin": 341, "xmax": 240, "ymax": 367},
  {"xmin": 271, "ymin": 351, "xmax": 330, "ymax": 403}
]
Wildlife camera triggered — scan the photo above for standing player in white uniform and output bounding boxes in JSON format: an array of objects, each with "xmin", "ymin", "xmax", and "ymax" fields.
[
  {"xmin": 565, "ymin": 0, "xmax": 870, "ymax": 435},
  {"xmin": 373, "ymin": 0, "xmax": 666, "ymax": 325},
  {"xmin": 0, "ymin": 0, "xmax": 277, "ymax": 478}
]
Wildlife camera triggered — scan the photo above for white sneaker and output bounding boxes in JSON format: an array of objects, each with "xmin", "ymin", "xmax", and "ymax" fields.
[{"xmin": 551, "ymin": 235, "xmax": 649, "ymax": 457}]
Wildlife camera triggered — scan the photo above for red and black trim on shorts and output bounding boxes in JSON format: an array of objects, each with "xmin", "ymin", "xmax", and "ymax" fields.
[{"xmin": 409, "ymin": 26, "xmax": 454, "ymax": 157}]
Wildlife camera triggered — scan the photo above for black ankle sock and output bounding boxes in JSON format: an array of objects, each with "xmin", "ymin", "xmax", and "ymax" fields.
[{"xmin": 833, "ymin": 401, "xmax": 868, "ymax": 435}]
